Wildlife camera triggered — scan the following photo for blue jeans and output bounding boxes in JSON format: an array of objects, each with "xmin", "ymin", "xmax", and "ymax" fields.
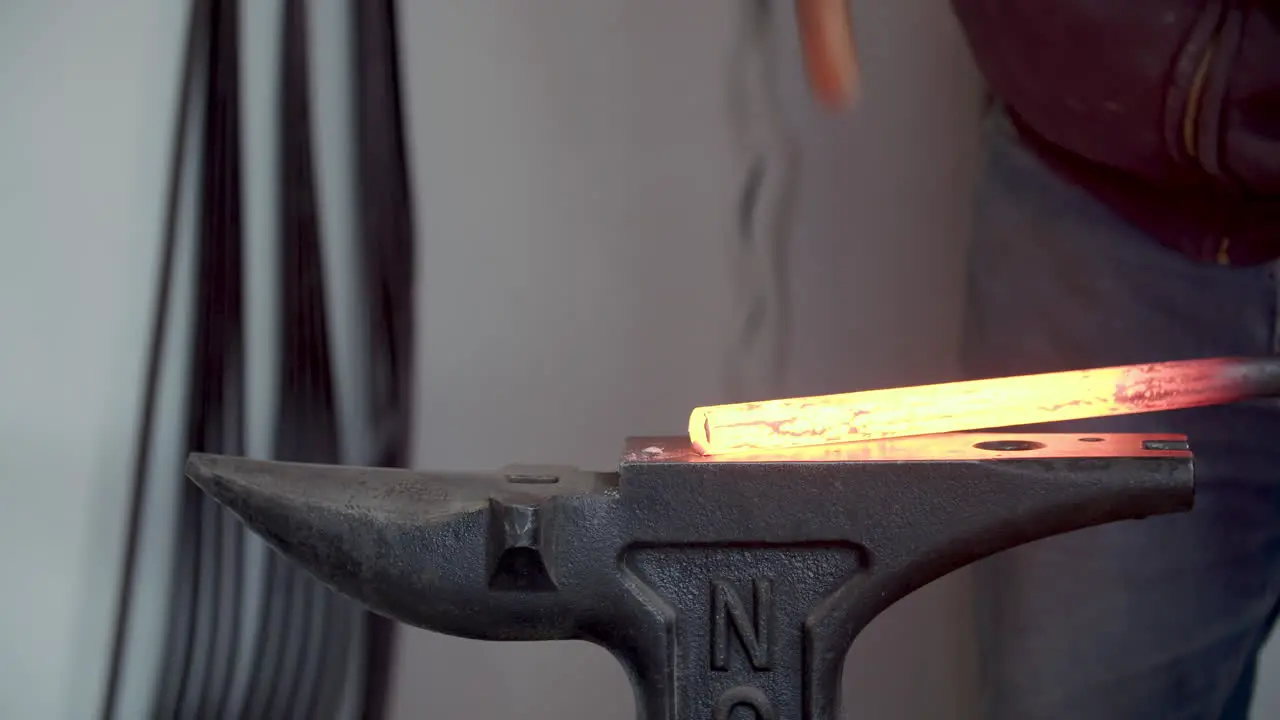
[{"xmin": 962, "ymin": 111, "xmax": 1280, "ymax": 719}]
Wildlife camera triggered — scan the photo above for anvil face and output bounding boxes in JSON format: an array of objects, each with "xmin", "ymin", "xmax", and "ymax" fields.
[
  {"xmin": 622, "ymin": 432, "xmax": 1191, "ymax": 463},
  {"xmin": 187, "ymin": 432, "xmax": 1192, "ymax": 720}
]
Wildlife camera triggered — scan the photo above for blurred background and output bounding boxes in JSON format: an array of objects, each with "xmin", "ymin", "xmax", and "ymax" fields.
[{"xmin": 3, "ymin": 1, "xmax": 1280, "ymax": 718}]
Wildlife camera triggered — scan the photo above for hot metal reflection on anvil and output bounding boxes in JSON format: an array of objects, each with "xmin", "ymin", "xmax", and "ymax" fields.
[{"xmin": 188, "ymin": 430, "xmax": 1194, "ymax": 719}]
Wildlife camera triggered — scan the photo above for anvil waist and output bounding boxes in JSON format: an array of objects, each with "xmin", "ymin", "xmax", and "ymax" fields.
[{"xmin": 1009, "ymin": 111, "xmax": 1280, "ymax": 267}]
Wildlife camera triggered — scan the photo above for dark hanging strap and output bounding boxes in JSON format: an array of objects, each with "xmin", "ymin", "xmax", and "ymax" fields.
[
  {"xmin": 275, "ymin": 0, "xmax": 340, "ymax": 522},
  {"xmin": 266, "ymin": 0, "xmax": 351, "ymax": 716},
  {"xmin": 200, "ymin": 9, "xmax": 248, "ymax": 711},
  {"xmin": 353, "ymin": 0, "xmax": 418, "ymax": 716},
  {"xmin": 98, "ymin": 0, "xmax": 209, "ymax": 716},
  {"xmin": 156, "ymin": 0, "xmax": 247, "ymax": 716},
  {"xmin": 354, "ymin": 0, "xmax": 415, "ymax": 470},
  {"xmin": 104, "ymin": 1, "xmax": 410, "ymax": 715}
]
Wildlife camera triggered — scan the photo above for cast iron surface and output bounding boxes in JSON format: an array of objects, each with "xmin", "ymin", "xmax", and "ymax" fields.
[{"xmin": 186, "ymin": 432, "xmax": 1194, "ymax": 719}]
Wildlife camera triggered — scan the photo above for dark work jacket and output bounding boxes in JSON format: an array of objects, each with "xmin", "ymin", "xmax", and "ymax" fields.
[{"xmin": 952, "ymin": 0, "xmax": 1280, "ymax": 265}]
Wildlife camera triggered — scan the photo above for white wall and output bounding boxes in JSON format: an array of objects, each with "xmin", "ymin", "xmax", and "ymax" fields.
[
  {"xmin": 0, "ymin": 2, "xmax": 190, "ymax": 717},
  {"xmin": 8, "ymin": 1, "xmax": 1280, "ymax": 719},
  {"xmin": 392, "ymin": 4, "xmax": 736, "ymax": 717}
]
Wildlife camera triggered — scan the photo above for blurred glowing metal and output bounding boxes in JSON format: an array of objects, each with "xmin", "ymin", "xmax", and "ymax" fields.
[{"xmin": 689, "ymin": 356, "xmax": 1280, "ymax": 455}]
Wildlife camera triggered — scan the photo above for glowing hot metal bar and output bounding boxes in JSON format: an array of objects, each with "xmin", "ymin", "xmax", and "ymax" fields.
[{"xmin": 689, "ymin": 356, "xmax": 1280, "ymax": 455}]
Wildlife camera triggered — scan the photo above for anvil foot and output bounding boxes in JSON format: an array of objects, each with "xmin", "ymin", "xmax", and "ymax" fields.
[{"xmin": 186, "ymin": 432, "xmax": 1193, "ymax": 719}]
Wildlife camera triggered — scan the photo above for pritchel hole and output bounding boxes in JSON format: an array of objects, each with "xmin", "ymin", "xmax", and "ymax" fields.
[
  {"xmin": 974, "ymin": 440, "xmax": 1047, "ymax": 452},
  {"xmin": 1143, "ymin": 439, "xmax": 1190, "ymax": 452}
]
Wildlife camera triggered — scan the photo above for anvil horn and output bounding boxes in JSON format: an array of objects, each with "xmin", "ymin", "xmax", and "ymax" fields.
[{"xmin": 184, "ymin": 453, "xmax": 615, "ymax": 639}]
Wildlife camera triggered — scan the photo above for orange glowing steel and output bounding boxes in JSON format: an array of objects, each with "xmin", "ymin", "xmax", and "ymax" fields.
[{"xmin": 689, "ymin": 357, "xmax": 1280, "ymax": 455}]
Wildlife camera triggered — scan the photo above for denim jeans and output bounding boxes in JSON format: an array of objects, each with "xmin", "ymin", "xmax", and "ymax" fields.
[{"xmin": 962, "ymin": 110, "xmax": 1280, "ymax": 719}]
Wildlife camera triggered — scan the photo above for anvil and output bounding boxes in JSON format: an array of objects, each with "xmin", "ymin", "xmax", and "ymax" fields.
[{"xmin": 186, "ymin": 431, "xmax": 1193, "ymax": 719}]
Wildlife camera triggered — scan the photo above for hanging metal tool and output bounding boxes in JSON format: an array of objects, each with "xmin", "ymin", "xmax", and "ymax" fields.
[{"xmin": 100, "ymin": 0, "xmax": 417, "ymax": 716}]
